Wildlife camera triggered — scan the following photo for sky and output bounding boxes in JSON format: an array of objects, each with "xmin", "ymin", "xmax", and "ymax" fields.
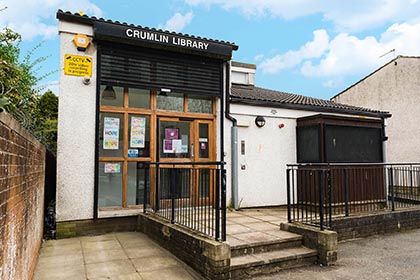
[{"xmin": 2, "ymin": 0, "xmax": 420, "ymax": 100}]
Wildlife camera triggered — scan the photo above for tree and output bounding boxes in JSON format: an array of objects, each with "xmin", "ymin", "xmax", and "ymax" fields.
[
  {"xmin": 0, "ymin": 28, "xmax": 39, "ymax": 117},
  {"xmin": 33, "ymin": 90, "xmax": 58, "ymax": 153},
  {"xmin": 0, "ymin": 27, "xmax": 57, "ymax": 154}
]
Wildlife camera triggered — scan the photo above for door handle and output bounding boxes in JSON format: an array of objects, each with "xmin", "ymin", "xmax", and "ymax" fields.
[{"xmin": 191, "ymin": 143, "xmax": 194, "ymax": 159}]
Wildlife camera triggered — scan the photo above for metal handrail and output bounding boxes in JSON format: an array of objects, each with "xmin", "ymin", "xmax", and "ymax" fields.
[
  {"xmin": 142, "ymin": 161, "xmax": 226, "ymax": 241},
  {"xmin": 286, "ymin": 163, "xmax": 420, "ymax": 230}
]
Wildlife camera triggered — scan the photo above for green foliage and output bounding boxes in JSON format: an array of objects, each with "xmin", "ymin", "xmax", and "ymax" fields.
[
  {"xmin": 0, "ymin": 27, "xmax": 58, "ymax": 154},
  {"xmin": 33, "ymin": 90, "xmax": 58, "ymax": 153}
]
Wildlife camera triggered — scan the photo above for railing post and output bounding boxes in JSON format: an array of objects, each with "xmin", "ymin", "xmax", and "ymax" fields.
[
  {"xmin": 215, "ymin": 168, "xmax": 220, "ymax": 241},
  {"xmin": 286, "ymin": 168, "xmax": 292, "ymax": 223},
  {"xmin": 390, "ymin": 167, "xmax": 395, "ymax": 211},
  {"xmin": 344, "ymin": 168, "xmax": 349, "ymax": 217},
  {"xmin": 143, "ymin": 163, "xmax": 149, "ymax": 213},
  {"xmin": 327, "ymin": 169, "xmax": 332, "ymax": 228},
  {"xmin": 319, "ymin": 169, "xmax": 324, "ymax": 231},
  {"xmin": 222, "ymin": 168, "xmax": 227, "ymax": 241},
  {"xmin": 155, "ymin": 163, "xmax": 160, "ymax": 212},
  {"xmin": 170, "ymin": 168, "xmax": 176, "ymax": 224}
]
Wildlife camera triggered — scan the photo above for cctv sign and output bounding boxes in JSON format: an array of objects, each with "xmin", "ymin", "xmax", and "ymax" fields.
[{"xmin": 64, "ymin": 54, "xmax": 92, "ymax": 77}]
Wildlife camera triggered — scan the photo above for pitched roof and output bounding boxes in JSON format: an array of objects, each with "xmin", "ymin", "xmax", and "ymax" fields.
[
  {"xmin": 231, "ymin": 84, "xmax": 391, "ymax": 118},
  {"xmin": 332, "ymin": 55, "xmax": 420, "ymax": 99},
  {"xmin": 56, "ymin": 10, "xmax": 238, "ymax": 50}
]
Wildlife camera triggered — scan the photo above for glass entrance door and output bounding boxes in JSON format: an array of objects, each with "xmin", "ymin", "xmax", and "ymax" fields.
[{"xmin": 157, "ymin": 118, "xmax": 214, "ymax": 206}]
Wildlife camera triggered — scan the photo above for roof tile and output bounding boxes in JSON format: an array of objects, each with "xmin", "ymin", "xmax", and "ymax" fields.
[{"xmin": 231, "ymin": 85, "xmax": 390, "ymax": 117}]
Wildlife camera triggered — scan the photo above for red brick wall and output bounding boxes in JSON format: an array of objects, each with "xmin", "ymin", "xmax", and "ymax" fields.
[{"xmin": 0, "ymin": 112, "xmax": 46, "ymax": 280}]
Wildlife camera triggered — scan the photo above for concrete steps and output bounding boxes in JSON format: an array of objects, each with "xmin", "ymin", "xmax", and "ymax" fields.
[{"xmin": 229, "ymin": 231, "xmax": 317, "ymax": 279}]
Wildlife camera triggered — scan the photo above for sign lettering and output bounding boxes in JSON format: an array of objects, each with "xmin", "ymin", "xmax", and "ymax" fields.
[{"xmin": 64, "ymin": 54, "xmax": 92, "ymax": 77}]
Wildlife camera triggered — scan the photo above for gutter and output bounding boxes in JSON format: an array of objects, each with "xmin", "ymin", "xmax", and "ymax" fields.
[{"xmin": 225, "ymin": 62, "xmax": 239, "ymax": 210}]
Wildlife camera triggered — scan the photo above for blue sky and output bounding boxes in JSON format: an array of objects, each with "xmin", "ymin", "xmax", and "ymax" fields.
[{"xmin": 2, "ymin": 0, "xmax": 420, "ymax": 100}]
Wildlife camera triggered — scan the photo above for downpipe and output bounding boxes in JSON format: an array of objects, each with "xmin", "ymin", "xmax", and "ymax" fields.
[{"xmin": 225, "ymin": 62, "xmax": 239, "ymax": 210}]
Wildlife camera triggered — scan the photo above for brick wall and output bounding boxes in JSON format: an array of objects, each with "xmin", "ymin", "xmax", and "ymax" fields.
[
  {"xmin": 138, "ymin": 214, "xmax": 231, "ymax": 280},
  {"xmin": 56, "ymin": 216, "xmax": 138, "ymax": 239},
  {"xmin": 0, "ymin": 112, "xmax": 46, "ymax": 280},
  {"xmin": 332, "ymin": 208, "xmax": 420, "ymax": 241}
]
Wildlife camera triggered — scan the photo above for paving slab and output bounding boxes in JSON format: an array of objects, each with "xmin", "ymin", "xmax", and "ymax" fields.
[
  {"xmin": 84, "ymin": 248, "xmax": 128, "ymax": 264},
  {"xmin": 139, "ymin": 266, "xmax": 198, "ymax": 280},
  {"xmin": 34, "ymin": 231, "xmax": 202, "ymax": 280},
  {"xmin": 131, "ymin": 255, "xmax": 181, "ymax": 272},
  {"xmin": 86, "ymin": 259, "xmax": 137, "ymax": 279}
]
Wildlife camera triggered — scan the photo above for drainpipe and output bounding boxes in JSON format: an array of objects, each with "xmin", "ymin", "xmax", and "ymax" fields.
[
  {"xmin": 381, "ymin": 116, "xmax": 388, "ymax": 163},
  {"xmin": 225, "ymin": 62, "xmax": 239, "ymax": 210}
]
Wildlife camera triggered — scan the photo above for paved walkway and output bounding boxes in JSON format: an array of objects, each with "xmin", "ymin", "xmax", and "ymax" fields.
[
  {"xmin": 226, "ymin": 207, "xmax": 291, "ymax": 246},
  {"xmin": 34, "ymin": 232, "xmax": 204, "ymax": 280},
  {"xmin": 34, "ymin": 208, "xmax": 291, "ymax": 280}
]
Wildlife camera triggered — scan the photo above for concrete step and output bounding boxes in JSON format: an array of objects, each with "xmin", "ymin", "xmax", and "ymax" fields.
[
  {"xmin": 229, "ymin": 246, "xmax": 318, "ymax": 279},
  {"xmin": 230, "ymin": 231, "xmax": 303, "ymax": 257}
]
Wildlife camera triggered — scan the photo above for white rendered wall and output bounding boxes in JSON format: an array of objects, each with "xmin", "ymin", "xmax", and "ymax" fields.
[
  {"xmin": 223, "ymin": 103, "xmax": 382, "ymax": 208},
  {"xmin": 332, "ymin": 57, "xmax": 420, "ymax": 163},
  {"xmin": 56, "ymin": 21, "xmax": 97, "ymax": 222}
]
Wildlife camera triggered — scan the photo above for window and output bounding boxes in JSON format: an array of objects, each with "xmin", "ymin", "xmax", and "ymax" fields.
[{"xmin": 98, "ymin": 86, "xmax": 216, "ymax": 209}]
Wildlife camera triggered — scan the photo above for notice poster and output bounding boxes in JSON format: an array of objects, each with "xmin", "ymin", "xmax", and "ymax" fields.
[
  {"xmin": 103, "ymin": 117, "xmax": 120, "ymax": 150},
  {"xmin": 128, "ymin": 149, "xmax": 139, "ymax": 158},
  {"xmin": 104, "ymin": 163, "xmax": 121, "ymax": 173},
  {"xmin": 130, "ymin": 117, "xmax": 146, "ymax": 148},
  {"xmin": 165, "ymin": 128, "xmax": 179, "ymax": 140},
  {"xmin": 172, "ymin": 139, "xmax": 182, "ymax": 153},
  {"xmin": 163, "ymin": 139, "xmax": 173, "ymax": 153}
]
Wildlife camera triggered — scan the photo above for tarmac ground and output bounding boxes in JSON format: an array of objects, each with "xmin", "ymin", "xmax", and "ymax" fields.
[{"xmin": 254, "ymin": 227, "xmax": 420, "ymax": 280}]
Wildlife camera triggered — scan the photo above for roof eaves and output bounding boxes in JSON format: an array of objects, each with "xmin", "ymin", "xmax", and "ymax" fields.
[
  {"xmin": 230, "ymin": 96, "xmax": 391, "ymax": 118},
  {"xmin": 56, "ymin": 10, "xmax": 239, "ymax": 50}
]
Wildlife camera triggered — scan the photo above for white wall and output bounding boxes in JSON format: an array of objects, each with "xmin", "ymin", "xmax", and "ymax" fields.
[
  {"xmin": 224, "ymin": 104, "xmax": 318, "ymax": 207},
  {"xmin": 56, "ymin": 21, "xmax": 97, "ymax": 222},
  {"xmin": 332, "ymin": 57, "xmax": 420, "ymax": 163},
  {"xmin": 223, "ymin": 103, "xmax": 385, "ymax": 208}
]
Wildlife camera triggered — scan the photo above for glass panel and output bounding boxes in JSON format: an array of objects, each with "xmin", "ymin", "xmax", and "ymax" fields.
[
  {"xmin": 98, "ymin": 162, "xmax": 123, "ymax": 207},
  {"xmin": 128, "ymin": 115, "xmax": 150, "ymax": 158},
  {"xmin": 188, "ymin": 95, "xmax": 212, "ymax": 113},
  {"xmin": 160, "ymin": 168, "xmax": 190, "ymax": 199},
  {"xmin": 199, "ymin": 169, "xmax": 210, "ymax": 198},
  {"xmin": 100, "ymin": 85, "xmax": 124, "ymax": 107},
  {"xmin": 99, "ymin": 113, "xmax": 124, "ymax": 158},
  {"xmin": 128, "ymin": 88, "xmax": 150, "ymax": 109},
  {"xmin": 127, "ymin": 162, "xmax": 148, "ymax": 206},
  {"xmin": 199, "ymin": 123, "xmax": 209, "ymax": 158},
  {"xmin": 157, "ymin": 92, "xmax": 184, "ymax": 111},
  {"xmin": 159, "ymin": 121, "xmax": 190, "ymax": 158}
]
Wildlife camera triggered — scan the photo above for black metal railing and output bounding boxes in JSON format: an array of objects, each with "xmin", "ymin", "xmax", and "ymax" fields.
[
  {"xmin": 286, "ymin": 163, "xmax": 420, "ymax": 230},
  {"xmin": 143, "ymin": 162, "xmax": 226, "ymax": 241}
]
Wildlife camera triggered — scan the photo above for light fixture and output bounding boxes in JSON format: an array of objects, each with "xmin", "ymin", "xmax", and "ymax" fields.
[
  {"xmin": 255, "ymin": 116, "xmax": 266, "ymax": 128},
  {"xmin": 102, "ymin": 86, "xmax": 116, "ymax": 100}
]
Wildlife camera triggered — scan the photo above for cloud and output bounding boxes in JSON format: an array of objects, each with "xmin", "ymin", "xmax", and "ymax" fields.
[
  {"xmin": 162, "ymin": 12, "xmax": 194, "ymax": 32},
  {"xmin": 39, "ymin": 80, "xmax": 59, "ymax": 95},
  {"xmin": 185, "ymin": 0, "xmax": 420, "ymax": 32},
  {"xmin": 0, "ymin": 0, "xmax": 102, "ymax": 40},
  {"xmin": 258, "ymin": 19, "xmax": 420, "ymax": 87},
  {"xmin": 260, "ymin": 30, "xmax": 329, "ymax": 74}
]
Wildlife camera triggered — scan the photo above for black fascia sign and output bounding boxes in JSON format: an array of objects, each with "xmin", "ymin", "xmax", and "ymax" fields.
[{"xmin": 93, "ymin": 21, "xmax": 233, "ymax": 59}]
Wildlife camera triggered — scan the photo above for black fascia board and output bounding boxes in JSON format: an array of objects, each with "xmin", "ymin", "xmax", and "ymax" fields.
[{"xmin": 56, "ymin": 10, "xmax": 238, "ymax": 60}]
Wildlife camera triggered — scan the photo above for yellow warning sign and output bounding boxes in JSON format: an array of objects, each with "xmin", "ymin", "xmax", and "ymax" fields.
[{"xmin": 64, "ymin": 54, "xmax": 92, "ymax": 77}]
